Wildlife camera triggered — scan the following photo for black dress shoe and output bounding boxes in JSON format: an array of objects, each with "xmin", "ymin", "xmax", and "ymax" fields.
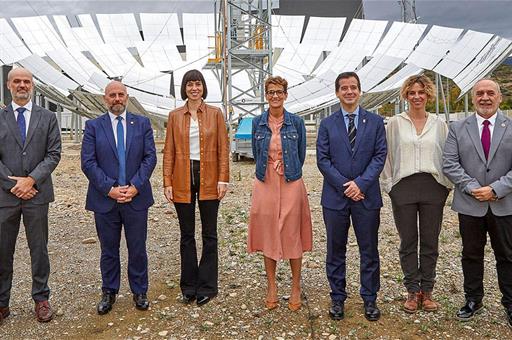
[
  {"xmin": 364, "ymin": 301, "xmax": 381, "ymax": 321},
  {"xmin": 97, "ymin": 292, "xmax": 116, "ymax": 315},
  {"xmin": 197, "ymin": 295, "xmax": 212, "ymax": 306},
  {"xmin": 329, "ymin": 300, "xmax": 344, "ymax": 320},
  {"xmin": 133, "ymin": 293, "xmax": 150, "ymax": 310},
  {"xmin": 182, "ymin": 294, "xmax": 196, "ymax": 304},
  {"xmin": 506, "ymin": 307, "xmax": 512, "ymax": 329},
  {"xmin": 456, "ymin": 300, "xmax": 483, "ymax": 321}
]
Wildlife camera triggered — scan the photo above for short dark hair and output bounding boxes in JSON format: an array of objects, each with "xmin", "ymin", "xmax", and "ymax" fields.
[
  {"xmin": 180, "ymin": 69, "xmax": 208, "ymax": 100},
  {"xmin": 335, "ymin": 72, "xmax": 361, "ymax": 92}
]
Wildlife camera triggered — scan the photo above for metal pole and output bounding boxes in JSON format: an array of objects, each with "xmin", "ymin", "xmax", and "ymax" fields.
[
  {"xmin": 435, "ymin": 73, "xmax": 439, "ymax": 115},
  {"xmin": 464, "ymin": 93, "xmax": 469, "ymax": 118},
  {"xmin": 56, "ymin": 104, "xmax": 62, "ymax": 134},
  {"xmin": 446, "ymin": 77, "xmax": 450, "ymax": 117},
  {"xmin": 438, "ymin": 76, "xmax": 449, "ymax": 123}
]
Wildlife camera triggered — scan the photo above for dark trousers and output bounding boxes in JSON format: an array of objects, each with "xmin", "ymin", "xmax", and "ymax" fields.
[
  {"xmin": 323, "ymin": 204, "xmax": 380, "ymax": 303},
  {"xmin": 174, "ymin": 160, "xmax": 219, "ymax": 297},
  {"xmin": 459, "ymin": 210, "xmax": 512, "ymax": 307},
  {"xmin": 94, "ymin": 204, "xmax": 148, "ymax": 295},
  {"xmin": 0, "ymin": 203, "xmax": 50, "ymax": 306},
  {"xmin": 389, "ymin": 173, "xmax": 449, "ymax": 292}
]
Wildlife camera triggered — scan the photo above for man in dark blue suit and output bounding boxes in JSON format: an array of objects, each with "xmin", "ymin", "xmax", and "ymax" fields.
[
  {"xmin": 317, "ymin": 72, "xmax": 387, "ymax": 321},
  {"xmin": 81, "ymin": 81, "xmax": 157, "ymax": 315}
]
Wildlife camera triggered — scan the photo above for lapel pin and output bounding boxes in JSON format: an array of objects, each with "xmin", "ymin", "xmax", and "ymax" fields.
[
  {"xmin": 130, "ymin": 121, "xmax": 134, "ymax": 125},
  {"xmin": 363, "ymin": 119, "xmax": 366, "ymax": 123},
  {"xmin": 502, "ymin": 123, "xmax": 506, "ymax": 127}
]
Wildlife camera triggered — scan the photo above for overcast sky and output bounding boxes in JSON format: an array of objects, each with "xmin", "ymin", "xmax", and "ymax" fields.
[{"xmin": 1, "ymin": 0, "xmax": 511, "ymax": 39}]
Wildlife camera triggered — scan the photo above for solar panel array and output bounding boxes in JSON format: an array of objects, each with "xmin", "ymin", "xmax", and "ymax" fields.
[{"xmin": 0, "ymin": 12, "xmax": 510, "ymax": 120}]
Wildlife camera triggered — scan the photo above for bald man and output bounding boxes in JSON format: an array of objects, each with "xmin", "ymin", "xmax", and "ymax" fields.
[
  {"xmin": 443, "ymin": 79, "xmax": 512, "ymax": 326},
  {"xmin": 81, "ymin": 81, "xmax": 156, "ymax": 315},
  {"xmin": 0, "ymin": 67, "xmax": 61, "ymax": 323}
]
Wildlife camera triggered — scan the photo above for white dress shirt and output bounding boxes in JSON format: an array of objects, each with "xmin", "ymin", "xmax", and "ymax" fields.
[
  {"xmin": 109, "ymin": 111, "xmax": 127, "ymax": 147},
  {"xmin": 12, "ymin": 101, "xmax": 33, "ymax": 134},
  {"xmin": 475, "ymin": 112, "xmax": 497, "ymax": 139}
]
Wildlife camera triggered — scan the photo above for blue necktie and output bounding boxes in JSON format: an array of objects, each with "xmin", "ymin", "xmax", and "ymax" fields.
[
  {"xmin": 16, "ymin": 107, "xmax": 27, "ymax": 145},
  {"xmin": 116, "ymin": 116, "xmax": 126, "ymax": 186}
]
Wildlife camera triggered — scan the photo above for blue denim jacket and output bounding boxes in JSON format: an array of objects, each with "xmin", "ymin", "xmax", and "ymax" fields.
[{"xmin": 252, "ymin": 109, "xmax": 306, "ymax": 182}]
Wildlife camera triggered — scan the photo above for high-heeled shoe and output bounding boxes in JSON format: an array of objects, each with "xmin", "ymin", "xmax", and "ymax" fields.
[
  {"xmin": 288, "ymin": 300, "xmax": 301, "ymax": 311},
  {"xmin": 265, "ymin": 299, "xmax": 279, "ymax": 310},
  {"xmin": 288, "ymin": 291, "xmax": 302, "ymax": 311}
]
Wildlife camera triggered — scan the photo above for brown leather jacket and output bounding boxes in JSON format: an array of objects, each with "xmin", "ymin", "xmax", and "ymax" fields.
[{"xmin": 163, "ymin": 101, "xmax": 229, "ymax": 203}]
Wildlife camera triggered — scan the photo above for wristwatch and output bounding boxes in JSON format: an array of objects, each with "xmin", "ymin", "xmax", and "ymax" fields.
[{"xmin": 491, "ymin": 188, "xmax": 498, "ymax": 200}]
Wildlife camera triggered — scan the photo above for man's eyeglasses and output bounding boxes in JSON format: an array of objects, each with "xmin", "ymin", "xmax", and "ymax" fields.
[{"xmin": 266, "ymin": 90, "xmax": 286, "ymax": 97}]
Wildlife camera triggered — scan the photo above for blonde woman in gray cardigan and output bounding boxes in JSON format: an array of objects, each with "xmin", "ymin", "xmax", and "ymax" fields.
[{"xmin": 381, "ymin": 74, "xmax": 452, "ymax": 314}]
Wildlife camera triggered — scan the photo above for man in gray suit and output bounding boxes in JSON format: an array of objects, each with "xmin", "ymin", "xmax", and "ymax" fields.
[
  {"xmin": 0, "ymin": 67, "xmax": 61, "ymax": 323},
  {"xmin": 443, "ymin": 78, "xmax": 512, "ymax": 326}
]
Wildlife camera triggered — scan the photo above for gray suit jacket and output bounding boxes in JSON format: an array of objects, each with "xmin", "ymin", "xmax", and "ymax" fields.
[
  {"xmin": 443, "ymin": 111, "xmax": 512, "ymax": 217},
  {"xmin": 0, "ymin": 103, "xmax": 61, "ymax": 207}
]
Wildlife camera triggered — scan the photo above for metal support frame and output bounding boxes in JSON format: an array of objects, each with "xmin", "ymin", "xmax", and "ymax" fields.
[{"xmin": 212, "ymin": 0, "xmax": 273, "ymax": 123}]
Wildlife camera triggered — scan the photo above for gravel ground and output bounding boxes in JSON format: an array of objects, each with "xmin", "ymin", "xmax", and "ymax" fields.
[{"xmin": 0, "ymin": 141, "xmax": 509, "ymax": 340}]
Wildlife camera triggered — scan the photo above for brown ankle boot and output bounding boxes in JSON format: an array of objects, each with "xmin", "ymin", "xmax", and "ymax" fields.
[
  {"xmin": 403, "ymin": 291, "xmax": 419, "ymax": 313},
  {"xmin": 421, "ymin": 291, "xmax": 438, "ymax": 312}
]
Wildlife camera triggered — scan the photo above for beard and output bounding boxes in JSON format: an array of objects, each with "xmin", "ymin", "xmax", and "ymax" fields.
[
  {"xmin": 109, "ymin": 103, "xmax": 126, "ymax": 114},
  {"xmin": 476, "ymin": 104, "xmax": 498, "ymax": 117},
  {"xmin": 14, "ymin": 91, "xmax": 31, "ymax": 101}
]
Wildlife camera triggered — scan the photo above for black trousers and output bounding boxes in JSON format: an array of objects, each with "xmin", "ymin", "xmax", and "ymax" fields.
[
  {"xmin": 389, "ymin": 173, "xmax": 449, "ymax": 292},
  {"xmin": 459, "ymin": 209, "xmax": 512, "ymax": 307},
  {"xmin": 174, "ymin": 160, "xmax": 220, "ymax": 297},
  {"xmin": 0, "ymin": 203, "xmax": 50, "ymax": 306}
]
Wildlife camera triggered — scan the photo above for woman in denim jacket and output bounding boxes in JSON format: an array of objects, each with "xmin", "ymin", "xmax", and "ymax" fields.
[{"xmin": 247, "ymin": 76, "xmax": 313, "ymax": 311}]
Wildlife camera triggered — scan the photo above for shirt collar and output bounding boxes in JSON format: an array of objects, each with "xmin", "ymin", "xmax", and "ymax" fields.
[
  {"xmin": 108, "ymin": 111, "xmax": 127, "ymax": 122},
  {"xmin": 185, "ymin": 100, "xmax": 206, "ymax": 115},
  {"xmin": 341, "ymin": 105, "xmax": 360, "ymax": 117},
  {"xmin": 12, "ymin": 101, "xmax": 33, "ymax": 112},
  {"xmin": 475, "ymin": 112, "xmax": 497, "ymax": 127}
]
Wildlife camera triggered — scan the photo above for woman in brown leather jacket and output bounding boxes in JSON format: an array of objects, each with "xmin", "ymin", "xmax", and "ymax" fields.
[{"xmin": 163, "ymin": 69, "xmax": 229, "ymax": 307}]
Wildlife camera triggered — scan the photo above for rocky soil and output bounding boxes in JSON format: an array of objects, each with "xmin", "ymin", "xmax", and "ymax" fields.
[{"xmin": 0, "ymin": 141, "xmax": 509, "ymax": 340}]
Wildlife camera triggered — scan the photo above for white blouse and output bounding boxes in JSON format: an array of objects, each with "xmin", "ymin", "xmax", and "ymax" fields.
[
  {"xmin": 189, "ymin": 118, "xmax": 200, "ymax": 160},
  {"xmin": 381, "ymin": 112, "xmax": 453, "ymax": 193}
]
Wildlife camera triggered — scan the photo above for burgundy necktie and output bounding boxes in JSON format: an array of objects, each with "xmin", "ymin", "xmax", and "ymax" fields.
[{"xmin": 481, "ymin": 120, "xmax": 491, "ymax": 160}]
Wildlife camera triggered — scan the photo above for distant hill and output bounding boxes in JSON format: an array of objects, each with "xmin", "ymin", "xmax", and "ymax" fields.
[{"xmin": 491, "ymin": 63, "xmax": 512, "ymax": 108}]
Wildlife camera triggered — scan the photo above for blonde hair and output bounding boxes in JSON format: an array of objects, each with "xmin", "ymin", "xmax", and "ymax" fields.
[
  {"xmin": 400, "ymin": 74, "xmax": 436, "ymax": 102},
  {"xmin": 265, "ymin": 76, "xmax": 288, "ymax": 93}
]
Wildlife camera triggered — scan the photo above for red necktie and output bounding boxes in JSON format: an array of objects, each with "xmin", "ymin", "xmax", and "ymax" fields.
[{"xmin": 481, "ymin": 120, "xmax": 491, "ymax": 160}]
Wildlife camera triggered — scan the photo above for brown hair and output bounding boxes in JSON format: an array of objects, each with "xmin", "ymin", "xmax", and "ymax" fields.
[
  {"xmin": 264, "ymin": 76, "xmax": 288, "ymax": 93},
  {"xmin": 335, "ymin": 71, "xmax": 361, "ymax": 92},
  {"xmin": 400, "ymin": 74, "xmax": 436, "ymax": 102},
  {"xmin": 180, "ymin": 69, "xmax": 208, "ymax": 100}
]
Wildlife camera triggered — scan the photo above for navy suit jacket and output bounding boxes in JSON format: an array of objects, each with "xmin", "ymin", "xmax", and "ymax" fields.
[
  {"xmin": 81, "ymin": 112, "xmax": 157, "ymax": 213},
  {"xmin": 316, "ymin": 108, "xmax": 387, "ymax": 210}
]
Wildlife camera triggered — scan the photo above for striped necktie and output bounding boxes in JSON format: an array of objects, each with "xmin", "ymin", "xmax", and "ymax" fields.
[
  {"xmin": 16, "ymin": 107, "xmax": 27, "ymax": 145},
  {"xmin": 347, "ymin": 113, "xmax": 357, "ymax": 150},
  {"xmin": 116, "ymin": 116, "xmax": 126, "ymax": 185}
]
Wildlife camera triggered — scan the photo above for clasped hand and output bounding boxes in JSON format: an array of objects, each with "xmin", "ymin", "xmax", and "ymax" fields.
[
  {"xmin": 109, "ymin": 185, "xmax": 138, "ymax": 203},
  {"xmin": 8, "ymin": 176, "xmax": 38, "ymax": 200},
  {"xmin": 343, "ymin": 180, "xmax": 365, "ymax": 201},
  {"xmin": 471, "ymin": 186, "xmax": 496, "ymax": 202}
]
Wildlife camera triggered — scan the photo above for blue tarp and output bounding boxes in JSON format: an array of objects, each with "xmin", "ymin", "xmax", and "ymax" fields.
[{"xmin": 234, "ymin": 117, "xmax": 253, "ymax": 139}]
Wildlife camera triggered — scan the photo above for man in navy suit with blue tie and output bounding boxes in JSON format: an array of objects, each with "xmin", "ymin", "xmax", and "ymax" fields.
[
  {"xmin": 81, "ymin": 81, "xmax": 156, "ymax": 315},
  {"xmin": 317, "ymin": 72, "xmax": 387, "ymax": 321}
]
